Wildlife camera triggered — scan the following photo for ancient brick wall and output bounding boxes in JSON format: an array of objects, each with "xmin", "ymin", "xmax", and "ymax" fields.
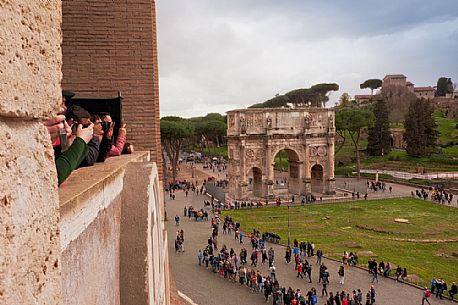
[{"xmin": 61, "ymin": 0, "xmax": 163, "ymax": 178}]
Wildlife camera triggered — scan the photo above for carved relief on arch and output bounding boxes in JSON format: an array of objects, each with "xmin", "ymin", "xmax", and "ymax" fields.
[
  {"xmin": 309, "ymin": 145, "xmax": 327, "ymax": 157},
  {"xmin": 246, "ymin": 148, "xmax": 263, "ymax": 162}
]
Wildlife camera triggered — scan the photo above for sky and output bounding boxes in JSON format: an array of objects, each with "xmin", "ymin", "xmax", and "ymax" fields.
[{"xmin": 156, "ymin": 0, "xmax": 458, "ymax": 118}]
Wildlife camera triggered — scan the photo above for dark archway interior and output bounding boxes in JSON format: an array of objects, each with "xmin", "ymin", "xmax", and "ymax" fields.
[
  {"xmin": 273, "ymin": 148, "xmax": 301, "ymax": 195},
  {"xmin": 311, "ymin": 164, "xmax": 324, "ymax": 193},
  {"xmin": 248, "ymin": 167, "xmax": 263, "ymax": 198}
]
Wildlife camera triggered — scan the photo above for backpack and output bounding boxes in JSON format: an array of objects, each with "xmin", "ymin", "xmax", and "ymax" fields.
[
  {"xmin": 425, "ymin": 290, "xmax": 431, "ymax": 298},
  {"xmin": 311, "ymin": 294, "xmax": 317, "ymax": 304}
]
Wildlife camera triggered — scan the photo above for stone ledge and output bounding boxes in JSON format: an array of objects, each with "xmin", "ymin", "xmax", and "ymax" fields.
[{"xmin": 59, "ymin": 151, "xmax": 150, "ymax": 214}]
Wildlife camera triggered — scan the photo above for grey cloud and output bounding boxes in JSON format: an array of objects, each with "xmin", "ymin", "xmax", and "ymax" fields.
[{"xmin": 157, "ymin": 0, "xmax": 458, "ymax": 117}]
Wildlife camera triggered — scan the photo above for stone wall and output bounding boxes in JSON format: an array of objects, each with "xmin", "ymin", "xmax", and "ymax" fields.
[
  {"xmin": 61, "ymin": 0, "xmax": 163, "ymax": 178},
  {"xmin": 59, "ymin": 153, "xmax": 170, "ymax": 305},
  {"xmin": 1, "ymin": 2, "xmax": 169, "ymax": 305},
  {"xmin": 0, "ymin": 1, "xmax": 63, "ymax": 304}
]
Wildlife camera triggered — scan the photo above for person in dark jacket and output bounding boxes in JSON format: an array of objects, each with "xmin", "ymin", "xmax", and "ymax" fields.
[
  {"xmin": 63, "ymin": 105, "xmax": 100, "ymax": 167},
  {"xmin": 450, "ymin": 282, "xmax": 457, "ymax": 301}
]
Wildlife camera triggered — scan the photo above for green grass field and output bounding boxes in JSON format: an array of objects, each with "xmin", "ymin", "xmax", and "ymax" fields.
[
  {"xmin": 435, "ymin": 110, "xmax": 458, "ymax": 146},
  {"xmin": 223, "ymin": 198, "xmax": 458, "ymax": 286}
]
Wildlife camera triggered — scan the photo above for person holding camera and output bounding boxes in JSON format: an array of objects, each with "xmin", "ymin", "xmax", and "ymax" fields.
[
  {"xmin": 64, "ymin": 105, "xmax": 102, "ymax": 167},
  {"xmin": 43, "ymin": 111, "xmax": 93, "ymax": 185},
  {"xmin": 92, "ymin": 114, "xmax": 114, "ymax": 162},
  {"xmin": 100, "ymin": 112, "xmax": 128, "ymax": 156}
]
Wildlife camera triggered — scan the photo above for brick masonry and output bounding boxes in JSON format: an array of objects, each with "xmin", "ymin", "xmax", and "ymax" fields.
[{"xmin": 61, "ymin": 0, "xmax": 162, "ymax": 178}]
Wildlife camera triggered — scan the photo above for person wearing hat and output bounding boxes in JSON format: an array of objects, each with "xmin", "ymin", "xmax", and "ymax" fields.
[
  {"xmin": 62, "ymin": 90, "xmax": 75, "ymax": 101},
  {"xmin": 64, "ymin": 105, "xmax": 102, "ymax": 168},
  {"xmin": 422, "ymin": 287, "xmax": 431, "ymax": 305}
]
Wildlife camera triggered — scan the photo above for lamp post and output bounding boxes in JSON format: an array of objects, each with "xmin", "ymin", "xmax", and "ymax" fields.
[{"xmin": 287, "ymin": 203, "xmax": 291, "ymax": 247}]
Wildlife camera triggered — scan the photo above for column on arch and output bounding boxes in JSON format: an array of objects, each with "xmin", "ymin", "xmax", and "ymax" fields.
[
  {"xmin": 303, "ymin": 145, "xmax": 312, "ymax": 194},
  {"xmin": 265, "ymin": 141, "xmax": 275, "ymax": 197},
  {"xmin": 324, "ymin": 139, "xmax": 336, "ymax": 194}
]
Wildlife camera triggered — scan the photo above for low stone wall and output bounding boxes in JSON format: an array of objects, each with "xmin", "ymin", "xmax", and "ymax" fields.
[{"xmin": 59, "ymin": 152, "xmax": 170, "ymax": 305}]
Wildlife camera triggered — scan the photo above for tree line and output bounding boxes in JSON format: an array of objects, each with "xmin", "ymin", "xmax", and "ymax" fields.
[{"xmin": 160, "ymin": 113, "xmax": 226, "ymax": 181}]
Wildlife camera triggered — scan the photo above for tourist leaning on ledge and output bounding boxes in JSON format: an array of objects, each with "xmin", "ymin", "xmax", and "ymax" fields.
[{"xmin": 44, "ymin": 114, "xmax": 93, "ymax": 185}]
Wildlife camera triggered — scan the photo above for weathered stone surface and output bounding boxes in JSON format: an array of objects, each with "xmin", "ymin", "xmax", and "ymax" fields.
[
  {"xmin": 61, "ymin": 194, "xmax": 122, "ymax": 305},
  {"xmin": 120, "ymin": 162, "xmax": 168, "ymax": 305},
  {"xmin": 58, "ymin": 154, "xmax": 169, "ymax": 305},
  {"xmin": 0, "ymin": 121, "xmax": 61, "ymax": 304},
  {"xmin": 0, "ymin": 1, "xmax": 62, "ymax": 118}
]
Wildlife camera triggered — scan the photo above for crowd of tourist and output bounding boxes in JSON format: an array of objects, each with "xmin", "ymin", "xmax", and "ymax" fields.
[
  {"xmin": 412, "ymin": 186, "xmax": 456, "ymax": 205},
  {"xmin": 366, "ymin": 181, "xmax": 391, "ymax": 193},
  {"xmin": 43, "ymin": 91, "xmax": 133, "ymax": 185},
  {"xmin": 192, "ymin": 215, "xmax": 378, "ymax": 305},
  {"xmin": 168, "ymin": 180, "xmax": 205, "ymax": 200}
]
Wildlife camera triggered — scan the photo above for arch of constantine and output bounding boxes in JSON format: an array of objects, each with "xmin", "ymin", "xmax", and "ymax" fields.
[{"xmin": 226, "ymin": 107, "xmax": 335, "ymax": 200}]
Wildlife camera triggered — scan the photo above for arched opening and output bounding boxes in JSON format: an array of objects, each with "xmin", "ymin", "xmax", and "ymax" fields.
[
  {"xmin": 247, "ymin": 167, "xmax": 263, "ymax": 198},
  {"xmin": 311, "ymin": 164, "xmax": 324, "ymax": 193},
  {"xmin": 390, "ymin": 136, "xmax": 394, "ymax": 148},
  {"xmin": 272, "ymin": 148, "xmax": 301, "ymax": 196}
]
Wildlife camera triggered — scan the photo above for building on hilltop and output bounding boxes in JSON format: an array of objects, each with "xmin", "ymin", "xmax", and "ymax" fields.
[
  {"xmin": 414, "ymin": 86, "xmax": 435, "ymax": 99},
  {"xmin": 355, "ymin": 94, "xmax": 374, "ymax": 105},
  {"xmin": 382, "ymin": 74, "xmax": 436, "ymax": 100},
  {"xmin": 382, "ymin": 74, "xmax": 407, "ymax": 87}
]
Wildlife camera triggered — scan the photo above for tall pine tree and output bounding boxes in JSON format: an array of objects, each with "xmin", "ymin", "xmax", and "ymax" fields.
[
  {"xmin": 367, "ymin": 99, "xmax": 391, "ymax": 156},
  {"xmin": 404, "ymin": 99, "xmax": 438, "ymax": 157}
]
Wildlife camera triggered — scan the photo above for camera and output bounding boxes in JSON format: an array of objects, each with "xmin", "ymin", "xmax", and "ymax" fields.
[
  {"xmin": 100, "ymin": 121, "xmax": 111, "ymax": 131},
  {"xmin": 59, "ymin": 128, "xmax": 69, "ymax": 152}
]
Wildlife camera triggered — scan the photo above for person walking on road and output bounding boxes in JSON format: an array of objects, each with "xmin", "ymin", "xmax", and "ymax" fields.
[
  {"xmin": 421, "ymin": 287, "xmax": 431, "ymax": 305},
  {"xmin": 175, "ymin": 214, "xmax": 180, "ymax": 226},
  {"xmin": 270, "ymin": 264, "xmax": 276, "ymax": 282},
  {"xmin": 371, "ymin": 266, "xmax": 378, "ymax": 283},
  {"xmin": 322, "ymin": 281, "xmax": 328, "ymax": 297},
  {"xmin": 316, "ymin": 249, "xmax": 323, "ymax": 265},
  {"xmin": 197, "ymin": 249, "xmax": 203, "ymax": 266},
  {"xmin": 370, "ymin": 285, "xmax": 376, "ymax": 304},
  {"xmin": 338, "ymin": 265, "xmax": 345, "ymax": 285}
]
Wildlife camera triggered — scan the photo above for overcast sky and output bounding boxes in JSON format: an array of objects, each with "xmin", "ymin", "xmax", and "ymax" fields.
[{"xmin": 156, "ymin": 0, "xmax": 458, "ymax": 118}]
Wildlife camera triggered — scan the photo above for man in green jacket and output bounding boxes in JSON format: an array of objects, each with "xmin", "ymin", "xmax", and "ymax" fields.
[{"xmin": 44, "ymin": 114, "xmax": 93, "ymax": 185}]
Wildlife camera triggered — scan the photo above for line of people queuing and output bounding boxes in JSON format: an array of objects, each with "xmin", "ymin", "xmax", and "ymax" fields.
[
  {"xmin": 198, "ymin": 240, "xmax": 376, "ymax": 304},
  {"xmin": 197, "ymin": 221, "xmax": 323, "ymax": 304}
]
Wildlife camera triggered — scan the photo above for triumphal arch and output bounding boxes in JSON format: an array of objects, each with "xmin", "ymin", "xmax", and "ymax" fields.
[{"xmin": 227, "ymin": 107, "xmax": 335, "ymax": 200}]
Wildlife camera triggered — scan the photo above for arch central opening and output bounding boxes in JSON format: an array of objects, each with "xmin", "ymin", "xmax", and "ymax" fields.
[
  {"xmin": 311, "ymin": 164, "xmax": 324, "ymax": 193},
  {"xmin": 272, "ymin": 148, "xmax": 301, "ymax": 197}
]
